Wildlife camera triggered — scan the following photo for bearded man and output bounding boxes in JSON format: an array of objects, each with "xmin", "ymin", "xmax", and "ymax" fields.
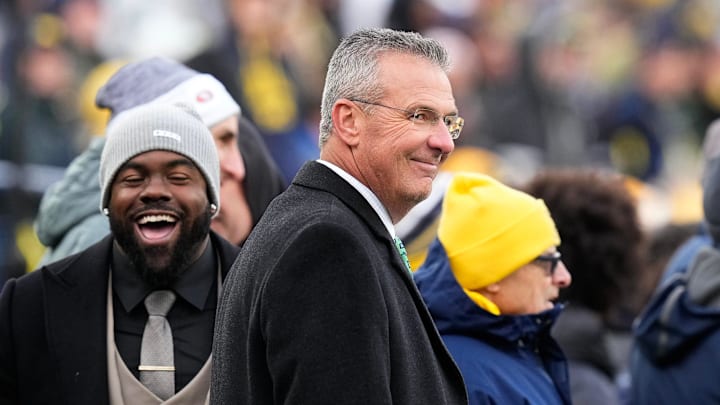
[{"xmin": 0, "ymin": 102, "xmax": 240, "ymax": 404}]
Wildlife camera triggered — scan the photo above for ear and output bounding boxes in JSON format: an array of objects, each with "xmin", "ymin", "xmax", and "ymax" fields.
[
  {"xmin": 331, "ymin": 98, "xmax": 362, "ymax": 147},
  {"xmin": 483, "ymin": 283, "xmax": 501, "ymax": 294}
]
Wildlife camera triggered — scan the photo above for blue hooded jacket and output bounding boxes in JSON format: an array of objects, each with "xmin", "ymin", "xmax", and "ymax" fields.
[
  {"xmin": 415, "ymin": 240, "xmax": 572, "ymax": 405},
  {"xmin": 630, "ymin": 154, "xmax": 720, "ymax": 404},
  {"xmin": 630, "ymin": 245, "xmax": 720, "ymax": 404}
]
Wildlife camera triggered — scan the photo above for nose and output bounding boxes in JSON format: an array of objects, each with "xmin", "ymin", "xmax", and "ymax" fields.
[
  {"xmin": 553, "ymin": 261, "xmax": 572, "ymax": 288},
  {"xmin": 219, "ymin": 146, "xmax": 246, "ymax": 182},
  {"xmin": 140, "ymin": 176, "xmax": 172, "ymax": 203},
  {"xmin": 428, "ymin": 123, "xmax": 455, "ymax": 155}
]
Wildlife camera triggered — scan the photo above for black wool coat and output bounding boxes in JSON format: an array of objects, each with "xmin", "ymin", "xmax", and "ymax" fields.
[
  {"xmin": 211, "ymin": 161, "xmax": 468, "ymax": 404},
  {"xmin": 0, "ymin": 232, "xmax": 240, "ymax": 405}
]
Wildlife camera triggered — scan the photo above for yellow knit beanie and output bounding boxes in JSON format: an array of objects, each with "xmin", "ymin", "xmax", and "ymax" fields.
[{"xmin": 439, "ymin": 173, "xmax": 560, "ymax": 293}]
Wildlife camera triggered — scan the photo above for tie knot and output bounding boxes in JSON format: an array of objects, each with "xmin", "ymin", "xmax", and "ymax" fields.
[{"xmin": 144, "ymin": 290, "xmax": 176, "ymax": 316}]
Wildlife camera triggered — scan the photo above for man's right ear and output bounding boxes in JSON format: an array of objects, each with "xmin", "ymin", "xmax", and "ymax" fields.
[{"xmin": 331, "ymin": 99, "xmax": 362, "ymax": 147}]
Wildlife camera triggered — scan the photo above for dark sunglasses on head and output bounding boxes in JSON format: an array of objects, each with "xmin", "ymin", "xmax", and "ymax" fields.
[{"xmin": 534, "ymin": 251, "xmax": 561, "ymax": 276}]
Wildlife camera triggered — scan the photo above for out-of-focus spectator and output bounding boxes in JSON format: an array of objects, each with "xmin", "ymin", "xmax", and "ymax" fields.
[
  {"xmin": 424, "ymin": 26, "xmax": 483, "ymax": 148},
  {"xmin": 188, "ymin": 0, "xmax": 337, "ymax": 183},
  {"xmin": 523, "ymin": 168, "xmax": 645, "ymax": 405},
  {"xmin": 652, "ymin": 119, "xmax": 720, "ymax": 287},
  {"xmin": 630, "ymin": 120, "xmax": 720, "ymax": 402},
  {"xmin": 0, "ymin": 0, "xmax": 107, "ymax": 276},
  {"xmin": 95, "ymin": 0, "xmax": 225, "ymax": 62},
  {"xmin": 3, "ymin": 33, "xmax": 81, "ymax": 167},
  {"xmin": 595, "ymin": 11, "xmax": 706, "ymax": 181}
]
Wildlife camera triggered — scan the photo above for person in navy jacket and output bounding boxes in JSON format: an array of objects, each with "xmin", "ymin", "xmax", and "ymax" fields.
[
  {"xmin": 415, "ymin": 172, "xmax": 573, "ymax": 405},
  {"xmin": 630, "ymin": 120, "xmax": 720, "ymax": 404}
]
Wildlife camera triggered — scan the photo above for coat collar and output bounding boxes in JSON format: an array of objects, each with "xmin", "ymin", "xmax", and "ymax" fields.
[{"xmin": 293, "ymin": 161, "xmax": 391, "ymax": 245}]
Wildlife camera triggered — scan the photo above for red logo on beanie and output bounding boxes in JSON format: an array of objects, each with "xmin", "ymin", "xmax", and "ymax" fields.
[{"xmin": 196, "ymin": 90, "xmax": 214, "ymax": 103}]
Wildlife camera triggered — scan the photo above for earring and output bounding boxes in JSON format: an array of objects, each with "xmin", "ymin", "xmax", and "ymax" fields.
[
  {"xmin": 210, "ymin": 203, "xmax": 217, "ymax": 213},
  {"xmin": 103, "ymin": 208, "xmax": 109, "ymax": 216}
]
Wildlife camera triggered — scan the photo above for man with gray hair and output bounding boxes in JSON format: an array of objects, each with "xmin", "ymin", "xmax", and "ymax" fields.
[
  {"xmin": 0, "ymin": 103, "xmax": 241, "ymax": 404},
  {"xmin": 212, "ymin": 27, "xmax": 468, "ymax": 404}
]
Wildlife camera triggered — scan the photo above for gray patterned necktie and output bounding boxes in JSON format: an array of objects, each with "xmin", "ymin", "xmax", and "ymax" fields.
[{"xmin": 139, "ymin": 290, "xmax": 176, "ymax": 400}]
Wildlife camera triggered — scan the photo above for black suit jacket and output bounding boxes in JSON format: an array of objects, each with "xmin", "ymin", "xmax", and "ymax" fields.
[
  {"xmin": 0, "ymin": 232, "xmax": 240, "ymax": 404},
  {"xmin": 212, "ymin": 161, "xmax": 468, "ymax": 404}
]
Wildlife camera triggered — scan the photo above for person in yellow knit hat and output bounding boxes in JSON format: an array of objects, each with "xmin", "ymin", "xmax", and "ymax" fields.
[{"xmin": 414, "ymin": 172, "xmax": 573, "ymax": 404}]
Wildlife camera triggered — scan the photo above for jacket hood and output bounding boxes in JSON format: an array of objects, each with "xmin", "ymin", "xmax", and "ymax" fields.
[
  {"xmin": 35, "ymin": 138, "xmax": 105, "ymax": 247},
  {"xmin": 634, "ymin": 246, "xmax": 720, "ymax": 364},
  {"xmin": 414, "ymin": 239, "xmax": 563, "ymax": 342}
]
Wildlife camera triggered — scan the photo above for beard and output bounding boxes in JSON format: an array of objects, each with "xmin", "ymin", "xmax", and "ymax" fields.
[{"xmin": 110, "ymin": 204, "xmax": 213, "ymax": 289}]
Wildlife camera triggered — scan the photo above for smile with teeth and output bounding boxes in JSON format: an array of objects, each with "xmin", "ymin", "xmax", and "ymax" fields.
[
  {"xmin": 137, "ymin": 214, "xmax": 178, "ymax": 241},
  {"xmin": 138, "ymin": 214, "xmax": 177, "ymax": 224}
]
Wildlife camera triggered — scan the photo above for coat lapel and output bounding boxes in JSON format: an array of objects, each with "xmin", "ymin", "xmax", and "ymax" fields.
[
  {"xmin": 293, "ymin": 162, "xmax": 411, "ymax": 271},
  {"xmin": 292, "ymin": 161, "xmax": 417, "ymax": 281},
  {"xmin": 44, "ymin": 237, "xmax": 113, "ymax": 403},
  {"xmin": 293, "ymin": 162, "xmax": 386, "ymax": 235}
]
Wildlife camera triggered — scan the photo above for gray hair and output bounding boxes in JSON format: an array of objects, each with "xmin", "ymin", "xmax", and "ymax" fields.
[{"xmin": 318, "ymin": 28, "xmax": 450, "ymax": 147}]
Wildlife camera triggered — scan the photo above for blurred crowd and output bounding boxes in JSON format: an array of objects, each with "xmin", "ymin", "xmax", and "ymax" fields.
[{"xmin": 2, "ymin": 0, "xmax": 720, "ymax": 292}]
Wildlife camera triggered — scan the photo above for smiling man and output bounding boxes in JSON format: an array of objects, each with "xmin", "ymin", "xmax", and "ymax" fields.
[
  {"xmin": 0, "ymin": 103, "xmax": 241, "ymax": 404},
  {"xmin": 212, "ymin": 28, "xmax": 468, "ymax": 404},
  {"xmin": 414, "ymin": 172, "xmax": 573, "ymax": 405},
  {"xmin": 35, "ymin": 57, "xmax": 286, "ymax": 270}
]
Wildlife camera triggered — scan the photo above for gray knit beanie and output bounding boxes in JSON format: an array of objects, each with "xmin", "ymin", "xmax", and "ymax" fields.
[
  {"xmin": 99, "ymin": 102, "xmax": 220, "ymax": 216},
  {"xmin": 96, "ymin": 57, "xmax": 196, "ymax": 118},
  {"xmin": 96, "ymin": 56, "xmax": 240, "ymax": 127}
]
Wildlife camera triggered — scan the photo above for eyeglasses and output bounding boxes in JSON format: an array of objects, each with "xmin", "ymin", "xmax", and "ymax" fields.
[
  {"xmin": 350, "ymin": 99, "xmax": 464, "ymax": 139},
  {"xmin": 534, "ymin": 251, "xmax": 562, "ymax": 276}
]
